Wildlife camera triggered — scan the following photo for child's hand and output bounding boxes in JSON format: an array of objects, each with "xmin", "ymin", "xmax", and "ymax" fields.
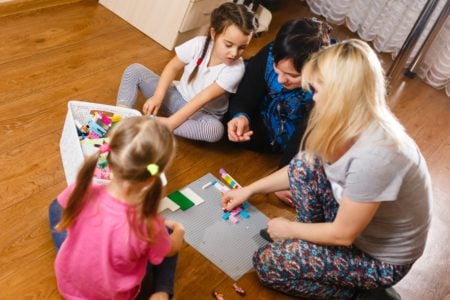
[
  {"xmin": 227, "ymin": 115, "xmax": 253, "ymax": 142},
  {"xmin": 165, "ymin": 220, "xmax": 185, "ymax": 255},
  {"xmin": 143, "ymin": 96, "xmax": 162, "ymax": 116},
  {"xmin": 165, "ymin": 219, "xmax": 184, "ymax": 233},
  {"xmin": 221, "ymin": 187, "xmax": 251, "ymax": 211}
]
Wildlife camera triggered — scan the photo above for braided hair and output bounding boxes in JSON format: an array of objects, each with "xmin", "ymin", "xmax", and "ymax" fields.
[{"xmin": 188, "ymin": 2, "xmax": 258, "ymax": 83}]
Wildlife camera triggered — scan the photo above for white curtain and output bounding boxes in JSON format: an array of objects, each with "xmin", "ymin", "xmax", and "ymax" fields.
[{"xmin": 304, "ymin": 0, "xmax": 450, "ymax": 96}]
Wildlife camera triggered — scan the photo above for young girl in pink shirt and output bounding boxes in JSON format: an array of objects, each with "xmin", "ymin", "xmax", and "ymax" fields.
[{"xmin": 49, "ymin": 116, "xmax": 184, "ymax": 300}]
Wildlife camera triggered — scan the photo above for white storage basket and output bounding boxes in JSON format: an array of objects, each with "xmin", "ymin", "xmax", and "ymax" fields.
[{"xmin": 60, "ymin": 100, "xmax": 142, "ymax": 184}]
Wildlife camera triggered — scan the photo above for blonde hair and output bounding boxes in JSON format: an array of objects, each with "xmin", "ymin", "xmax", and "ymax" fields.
[
  {"xmin": 301, "ymin": 39, "xmax": 406, "ymax": 163},
  {"xmin": 57, "ymin": 117, "xmax": 175, "ymax": 242}
]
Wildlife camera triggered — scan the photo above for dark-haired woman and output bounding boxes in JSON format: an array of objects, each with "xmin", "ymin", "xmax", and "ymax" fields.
[{"xmin": 227, "ymin": 18, "xmax": 332, "ymax": 205}]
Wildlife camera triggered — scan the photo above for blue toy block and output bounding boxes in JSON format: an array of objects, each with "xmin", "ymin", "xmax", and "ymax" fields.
[
  {"xmin": 222, "ymin": 211, "xmax": 231, "ymax": 220},
  {"xmin": 88, "ymin": 119, "xmax": 107, "ymax": 137},
  {"xmin": 240, "ymin": 210, "xmax": 250, "ymax": 219}
]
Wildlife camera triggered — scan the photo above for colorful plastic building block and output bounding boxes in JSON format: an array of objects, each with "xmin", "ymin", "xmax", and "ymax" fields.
[
  {"xmin": 87, "ymin": 119, "xmax": 107, "ymax": 137},
  {"xmin": 222, "ymin": 203, "xmax": 250, "ymax": 224}
]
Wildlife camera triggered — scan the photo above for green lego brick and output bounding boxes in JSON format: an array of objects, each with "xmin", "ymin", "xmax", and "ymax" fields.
[{"xmin": 167, "ymin": 190, "xmax": 195, "ymax": 211}]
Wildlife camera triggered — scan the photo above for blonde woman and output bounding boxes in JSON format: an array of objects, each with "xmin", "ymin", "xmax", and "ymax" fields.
[{"xmin": 222, "ymin": 39, "xmax": 432, "ymax": 299}]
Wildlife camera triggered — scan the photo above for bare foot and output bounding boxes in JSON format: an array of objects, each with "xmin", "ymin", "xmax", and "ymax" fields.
[
  {"xmin": 116, "ymin": 103, "xmax": 130, "ymax": 108},
  {"xmin": 149, "ymin": 291, "xmax": 169, "ymax": 300},
  {"xmin": 274, "ymin": 190, "xmax": 295, "ymax": 208}
]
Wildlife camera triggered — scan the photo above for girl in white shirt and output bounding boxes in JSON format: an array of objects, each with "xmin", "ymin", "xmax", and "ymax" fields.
[{"xmin": 117, "ymin": 3, "xmax": 258, "ymax": 142}]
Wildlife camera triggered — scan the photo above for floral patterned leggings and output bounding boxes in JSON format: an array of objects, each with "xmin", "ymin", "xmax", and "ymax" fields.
[{"xmin": 252, "ymin": 155, "xmax": 412, "ymax": 299}]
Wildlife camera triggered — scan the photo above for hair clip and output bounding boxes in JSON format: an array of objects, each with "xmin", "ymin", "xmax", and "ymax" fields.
[
  {"xmin": 99, "ymin": 143, "xmax": 110, "ymax": 154},
  {"xmin": 160, "ymin": 172, "xmax": 167, "ymax": 186},
  {"xmin": 147, "ymin": 163, "xmax": 159, "ymax": 176}
]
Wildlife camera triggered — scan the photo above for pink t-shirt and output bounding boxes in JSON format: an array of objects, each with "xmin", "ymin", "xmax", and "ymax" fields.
[{"xmin": 55, "ymin": 184, "xmax": 172, "ymax": 300}]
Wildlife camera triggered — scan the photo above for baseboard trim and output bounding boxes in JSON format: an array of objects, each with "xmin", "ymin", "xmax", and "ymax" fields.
[{"xmin": 0, "ymin": 0, "xmax": 83, "ymax": 17}]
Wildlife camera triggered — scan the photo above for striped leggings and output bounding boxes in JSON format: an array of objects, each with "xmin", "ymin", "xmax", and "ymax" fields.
[
  {"xmin": 253, "ymin": 154, "xmax": 412, "ymax": 299},
  {"xmin": 116, "ymin": 63, "xmax": 224, "ymax": 142}
]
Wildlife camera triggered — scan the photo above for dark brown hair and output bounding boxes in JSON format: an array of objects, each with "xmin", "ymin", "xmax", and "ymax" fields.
[
  {"xmin": 188, "ymin": 2, "xmax": 258, "ymax": 83},
  {"xmin": 272, "ymin": 17, "xmax": 333, "ymax": 72}
]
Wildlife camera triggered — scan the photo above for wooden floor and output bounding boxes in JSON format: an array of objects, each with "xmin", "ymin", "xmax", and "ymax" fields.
[{"xmin": 0, "ymin": 0, "xmax": 448, "ymax": 299}]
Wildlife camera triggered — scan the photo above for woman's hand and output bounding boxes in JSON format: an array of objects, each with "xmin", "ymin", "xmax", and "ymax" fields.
[
  {"xmin": 143, "ymin": 96, "xmax": 163, "ymax": 116},
  {"xmin": 221, "ymin": 187, "xmax": 252, "ymax": 211},
  {"xmin": 227, "ymin": 115, "xmax": 253, "ymax": 142},
  {"xmin": 267, "ymin": 217, "xmax": 294, "ymax": 241}
]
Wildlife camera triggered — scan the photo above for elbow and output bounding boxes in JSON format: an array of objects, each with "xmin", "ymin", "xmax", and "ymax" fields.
[
  {"xmin": 337, "ymin": 237, "xmax": 354, "ymax": 247},
  {"xmin": 329, "ymin": 227, "xmax": 356, "ymax": 246},
  {"xmin": 166, "ymin": 239, "xmax": 183, "ymax": 257},
  {"xmin": 167, "ymin": 243, "xmax": 182, "ymax": 257}
]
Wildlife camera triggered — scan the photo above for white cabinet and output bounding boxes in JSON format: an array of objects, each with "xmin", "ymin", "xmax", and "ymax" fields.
[{"xmin": 99, "ymin": 0, "xmax": 230, "ymax": 50}]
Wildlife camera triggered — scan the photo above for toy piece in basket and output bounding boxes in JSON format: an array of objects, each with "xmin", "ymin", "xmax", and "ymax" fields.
[
  {"xmin": 80, "ymin": 137, "xmax": 110, "ymax": 156},
  {"xmin": 60, "ymin": 101, "xmax": 142, "ymax": 185},
  {"xmin": 94, "ymin": 151, "xmax": 111, "ymax": 180},
  {"xmin": 87, "ymin": 110, "xmax": 121, "ymax": 138},
  {"xmin": 75, "ymin": 111, "xmax": 122, "ymax": 140},
  {"xmin": 75, "ymin": 110, "xmax": 123, "ymax": 182}
]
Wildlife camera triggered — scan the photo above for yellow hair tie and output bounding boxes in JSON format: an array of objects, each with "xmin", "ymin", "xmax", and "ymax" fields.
[{"xmin": 147, "ymin": 163, "xmax": 159, "ymax": 176}]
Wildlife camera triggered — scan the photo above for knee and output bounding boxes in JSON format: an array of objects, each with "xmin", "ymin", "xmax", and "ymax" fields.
[
  {"xmin": 49, "ymin": 199, "xmax": 62, "ymax": 216},
  {"xmin": 124, "ymin": 63, "xmax": 146, "ymax": 75},
  {"xmin": 289, "ymin": 153, "xmax": 310, "ymax": 171},
  {"xmin": 49, "ymin": 199, "xmax": 63, "ymax": 224},
  {"xmin": 203, "ymin": 123, "xmax": 224, "ymax": 143},
  {"xmin": 289, "ymin": 153, "xmax": 324, "ymax": 184},
  {"xmin": 206, "ymin": 131, "xmax": 224, "ymax": 143},
  {"xmin": 252, "ymin": 245, "xmax": 279, "ymax": 285}
]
